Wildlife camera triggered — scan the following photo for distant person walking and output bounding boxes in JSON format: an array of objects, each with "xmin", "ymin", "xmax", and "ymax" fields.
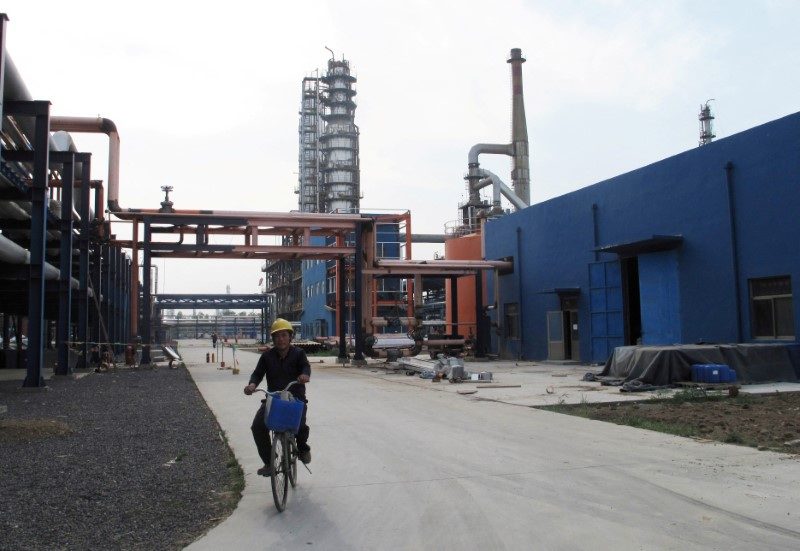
[{"xmin": 211, "ymin": 333, "xmax": 217, "ymax": 348}]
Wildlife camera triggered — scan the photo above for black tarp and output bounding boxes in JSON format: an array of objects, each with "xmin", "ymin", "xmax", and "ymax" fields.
[{"xmin": 599, "ymin": 344, "xmax": 799, "ymax": 386}]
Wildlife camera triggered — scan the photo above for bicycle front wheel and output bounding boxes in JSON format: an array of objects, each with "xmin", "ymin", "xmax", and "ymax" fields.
[
  {"xmin": 270, "ymin": 432, "xmax": 289, "ymax": 512},
  {"xmin": 288, "ymin": 436, "xmax": 298, "ymax": 488}
]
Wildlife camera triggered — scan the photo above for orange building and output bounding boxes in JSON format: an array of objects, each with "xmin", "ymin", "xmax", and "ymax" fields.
[{"xmin": 444, "ymin": 232, "xmax": 485, "ymax": 339}]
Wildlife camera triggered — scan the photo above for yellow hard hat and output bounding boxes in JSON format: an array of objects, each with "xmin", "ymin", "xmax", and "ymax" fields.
[{"xmin": 270, "ymin": 318, "xmax": 294, "ymax": 336}]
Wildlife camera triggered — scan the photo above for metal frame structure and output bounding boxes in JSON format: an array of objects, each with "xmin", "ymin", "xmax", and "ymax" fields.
[
  {"xmin": 152, "ymin": 293, "xmax": 272, "ymax": 342},
  {"xmin": 0, "ymin": 16, "xmax": 512, "ymax": 388}
]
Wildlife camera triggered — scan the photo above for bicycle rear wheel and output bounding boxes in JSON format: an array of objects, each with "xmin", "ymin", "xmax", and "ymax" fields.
[
  {"xmin": 287, "ymin": 436, "xmax": 298, "ymax": 488},
  {"xmin": 270, "ymin": 432, "xmax": 288, "ymax": 512}
]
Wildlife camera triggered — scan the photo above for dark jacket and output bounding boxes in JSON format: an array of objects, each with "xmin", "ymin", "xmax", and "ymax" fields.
[{"xmin": 248, "ymin": 345, "xmax": 311, "ymax": 398}]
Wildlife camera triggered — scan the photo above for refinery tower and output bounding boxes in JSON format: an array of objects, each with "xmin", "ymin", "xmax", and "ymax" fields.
[{"xmin": 265, "ymin": 52, "xmax": 360, "ymax": 325}]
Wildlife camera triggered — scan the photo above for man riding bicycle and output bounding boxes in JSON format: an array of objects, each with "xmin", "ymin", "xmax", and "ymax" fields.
[{"xmin": 244, "ymin": 318, "xmax": 311, "ymax": 476}]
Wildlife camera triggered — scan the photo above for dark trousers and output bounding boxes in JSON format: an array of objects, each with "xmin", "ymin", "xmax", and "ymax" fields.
[{"xmin": 251, "ymin": 399, "xmax": 310, "ymax": 465}]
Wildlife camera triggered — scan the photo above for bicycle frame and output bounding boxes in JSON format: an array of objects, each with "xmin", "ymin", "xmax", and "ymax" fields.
[{"xmin": 254, "ymin": 382, "xmax": 305, "ymax": 512}]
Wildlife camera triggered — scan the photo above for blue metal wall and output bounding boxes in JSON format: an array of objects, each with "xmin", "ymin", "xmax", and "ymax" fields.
[
  {"xmin": 301, "ymin": 220, "xmax": 403, "ymax": 339},
  {"xmin": 301, "ymin": 235, "xmax": 334, "ymax": 339},
  {"xmin": 485, "ymin": 111, "xmax": 800, "ymax": 362}
]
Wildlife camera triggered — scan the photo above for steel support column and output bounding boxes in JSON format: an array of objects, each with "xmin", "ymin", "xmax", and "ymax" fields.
[
  {"xmin": 337, "ymin": 257, "xmax": 347, "ymax": 360},
  {"xmin": 474, "ymin": 270, "xmax": 487, "ymax": 357},
  {"xmin": 22, "ymin": 101, "xmax": 51, "ymax": 387},
  {"xmin": 75, "ymin": 156, "xmax": 91, "ymax": 369},
  {"xmin": 102, "ymin": 243, "xmax": 112, "ymax": 355},
  {"xmin": 141, "ymin": 219, "xmax": 152, "ymax": 365},
  {"xmin": 353, "ymin": 221, "xmax": 364, "ymax": 362},
  {"xmin": 90, "ymin": 240, "xmax": 102, "ymax": 349},
  {"xmin": 56, "ymin": 154, "xmax": 75, "ymax": 375},
  {"xmin": 451, "ymin": 276, "xmax": 459, "ymax": 337},
  {"xmin": 124, "ymin": 256, "xmax": 131, "ymax": 346}
]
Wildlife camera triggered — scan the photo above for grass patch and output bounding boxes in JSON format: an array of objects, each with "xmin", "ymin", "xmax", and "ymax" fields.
[
  {"xmin": 724, "ymin": 431, "xmax": 744, "ymax": 444},
  {"xmin": 618, "ymin": 414, "xmax": 698, "ymax": 438},
  {"xmin": 220, "ymin": 431, "xmax": 245, "ymax": 497}
]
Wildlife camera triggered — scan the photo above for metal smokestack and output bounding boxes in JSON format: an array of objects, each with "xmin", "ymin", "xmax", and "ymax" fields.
[
  {"xmin": 463, "ymin": 48, "xmax": 530, "ymax": 230},
  {"xmin": 507, "ymin": 48, "xmax": 530, "ymax": 205}
]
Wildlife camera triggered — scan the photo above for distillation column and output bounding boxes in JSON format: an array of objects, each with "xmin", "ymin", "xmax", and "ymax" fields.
[
  {"xmin": 298, "ymin": 76, "xmax": 322, "ymax": 213},
  {"xmin": 320, "ymin": 57, "xmax": 360, "ymax": 213}
]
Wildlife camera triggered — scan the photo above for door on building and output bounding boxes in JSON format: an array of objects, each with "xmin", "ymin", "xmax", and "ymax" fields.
[
  {"xmin": 546, "ymin": 296, "xmax": 580, "ymax": 361},
  {"xmin": 589, "ymin": 260, "xmax": 625, "ymax": 363},
  {"xmin": 562, "ymin": 295, "xmax": 580, "ymax": 361},
  {"xmin": 621, "ymin": 257, "xmax": 642, "ymax": 345},
  {"xmin": 546, "ymin": 311, "xmax": 565, "ymax": 360}
]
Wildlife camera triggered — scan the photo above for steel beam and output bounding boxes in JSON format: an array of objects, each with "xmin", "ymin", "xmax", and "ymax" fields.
[
  {"xmin": 56, "ymin": 154, "xmax": 74, "ymax": 375},
  {"xmin": 19, "ymin": 101, "xmax": 50, "ymax": 387},
  {"xmin": 141, "ymin": 220, "xmax": 152, "ymax": 365},
  {"xmin": 352, "ymin": 221, "xmax": 364, "ymax": 362},
  {"xmin": 75, "ymin": 154, "xmax": 91, "ymax": 369}
]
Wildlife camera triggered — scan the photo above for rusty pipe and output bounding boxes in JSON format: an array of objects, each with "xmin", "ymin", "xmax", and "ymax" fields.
[
  {"xmin": 49, "ymin": 116, "xmax": 120, "ymax": 217},
  {"xmin": 425, "ymin": 338, "xmax": 466, "ymax": 346},
  {"xmin": 369, "ymin": 317, "xmax": 420, "ymax": 328}
]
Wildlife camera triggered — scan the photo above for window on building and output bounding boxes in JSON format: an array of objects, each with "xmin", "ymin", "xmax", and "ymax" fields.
[
  {"xmin": 505, "ymin": 303, "xmax": 520, "ymax": 340},
  {"xmin": 750, "ymin": 276, "xmax": 794, "ymax": 339}
]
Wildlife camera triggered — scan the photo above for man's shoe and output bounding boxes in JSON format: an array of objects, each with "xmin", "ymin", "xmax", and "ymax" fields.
[
  {"xmin": 257, "ymin": 465, "xmax": 272, "ymax": 477},
  {"xmin": 298, "ymin": 449, "xmax": 311, "ymax": 464}
]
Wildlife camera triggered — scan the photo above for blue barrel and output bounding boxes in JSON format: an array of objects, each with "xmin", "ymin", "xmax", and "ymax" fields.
[
  {"xmin": 709, "ymin": 365, "xmax": 721, "ymax": 383},
  {"xmin": 692, "ymin": 364, "xmax": 707, "ymax": 382}
]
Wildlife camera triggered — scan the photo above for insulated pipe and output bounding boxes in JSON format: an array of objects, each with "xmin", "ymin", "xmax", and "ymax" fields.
[
  {"xmin": 411, "ymin": 234, "xmax": 448, "ymax": 243},
  {"xmin": 466, "ymin": 143, "xmax": 513, "ymax": 207},
  {"xmin": 2, "ymin": 55, "xmax": 59, "ymax": 152},
  {"xmin": 0, "ymin": 233, "xmax": 80, "ymax": 289},
  {"xmin": 3, "ymin": 54, "xmax": 32, "ymax": 102},
  {"xmin": 369, "ymin": 317, "xmax": 420, "ymax": 328},
  {"xmin": 467, "ymin": 143, "xmax": 514, "ymax": 166},
  {"xmin": 49, "ymin": 116, "xmax": 119, "ymax": 217},
  {"xmin": 425, "ymin": 338, "xmax": 466, "ymax": 346},
  {"xmin": 51, "ymin": 130, "xmax": 92, "ymax": 222},
  {"xmin": 364, "ymin": 334, "xmax": 423, "ymax": 359},
  {"xmin": 48, "ymin": 116, "xmax": 370, "ymax": 225},
  {"xmin": 474, "ymin": 169, "xmax": 528, "ymax": 212},
  {"xmin": 464, "ymin": 49, "xmax": 531, "ymax": 210}
]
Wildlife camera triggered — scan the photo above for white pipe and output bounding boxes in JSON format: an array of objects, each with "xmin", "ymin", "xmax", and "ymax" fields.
[
  {"xmin": 468, "ymin": 143, "xmax": 513, "ymax": 166},
  {"xmin": 473, "ymin": 169, "xmax": 528, "ymax": 211},
  {"xmin": 49, "ymin": 116, "xmax": 120, "ymax": 213},
  {"xmin": 0, "ymin": 234, "xmax": 81, "ymax": 289}
]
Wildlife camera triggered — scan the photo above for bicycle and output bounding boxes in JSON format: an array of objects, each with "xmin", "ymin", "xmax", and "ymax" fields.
[{"xmin": 254, "ymin": 383, "xmax": 309, "ymax": 512}]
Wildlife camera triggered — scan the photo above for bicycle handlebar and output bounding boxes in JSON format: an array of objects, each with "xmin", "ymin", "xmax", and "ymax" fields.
[{"xmin": 253, "ymin": 380, "xmax": 299, "ymax": 396}]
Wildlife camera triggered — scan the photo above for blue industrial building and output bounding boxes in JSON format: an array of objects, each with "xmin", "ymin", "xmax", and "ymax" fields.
[
  {"xmin": 484, "ymin": 111, "xmax": 800, "ymax": 363},
  {"xmin": 301, "ymin": 216, "xmax": 406, "ymax": 340}
]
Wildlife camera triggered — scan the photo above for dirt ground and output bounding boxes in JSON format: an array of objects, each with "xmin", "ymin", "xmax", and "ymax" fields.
[
  {"xmin": 0, "ymin": 417, "xmax": 76, "ymax": 441},
  {"xmin": 542, "ymin": 389, "xmax": 800, "ymax": 453}
]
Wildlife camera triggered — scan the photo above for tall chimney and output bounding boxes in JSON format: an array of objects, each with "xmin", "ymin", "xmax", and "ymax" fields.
[{"xmin": 508, "ymin": 48, "xmax": 530, "ymax": 205}]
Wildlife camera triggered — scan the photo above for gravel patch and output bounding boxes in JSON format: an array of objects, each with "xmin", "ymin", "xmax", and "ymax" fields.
[{"xmin": 0, "ymin": 366, "xmax": 241, "ymax": 550}]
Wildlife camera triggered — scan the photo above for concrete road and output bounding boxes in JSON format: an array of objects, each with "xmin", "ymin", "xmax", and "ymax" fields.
[{"xmin": 182, "ymin": 341, "xmax": 800, "ymax": 550}]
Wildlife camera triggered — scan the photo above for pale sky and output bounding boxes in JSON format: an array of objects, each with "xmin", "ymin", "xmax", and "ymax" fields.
[{"xmin": 4, "ymin": 0, "xmax": 799, "ymax": 297}]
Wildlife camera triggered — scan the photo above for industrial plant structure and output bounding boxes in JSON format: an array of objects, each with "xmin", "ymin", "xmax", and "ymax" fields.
[
  {"xmin": 266, "ymin": 53, "xmax": 416, "ymax": 345},
  {"xmin": 264, "ymin": 53, "xmax": 362, "ymax": 325},
  {"xmin": 2, "ymin": 8, "xmax": 796, "ymax": 387},
  {"xmin": 484, "ymin": 110, "xmax": 800, "ymax": 380}
]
